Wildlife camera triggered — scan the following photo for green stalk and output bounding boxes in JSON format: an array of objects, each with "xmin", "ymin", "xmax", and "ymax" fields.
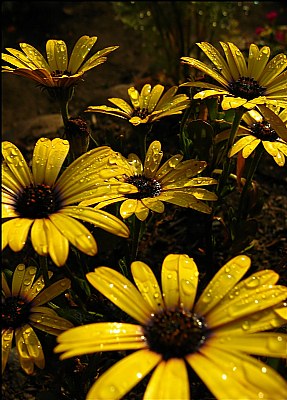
[
  {"xmin": 129, "ymin": 215, "xmax": 145, "ymax": 263},
  {"xmin": 236, "ymin": 144, "xmax": 264, "ymax": 221},
  {"xmin": 39, "ymin": 255, "xmax": 50, "ymax": 287},
  {"xmin": 217, "ymin": 107, "xmax": 246, "ymax": 197}
]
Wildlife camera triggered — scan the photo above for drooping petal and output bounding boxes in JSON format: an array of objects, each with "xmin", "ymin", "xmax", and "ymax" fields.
[
  {"xmin": 55, "ymin": 322, "xmax": 145, "ymax": 358},
  {"xmin": 30, "ymin": 219, "xmax": 49, "ymax": 256},
  {"xmin": 131, "ymin": 261, "xmax": 164, "ymax": 310},
  {"xmin": 78, "ymin": 46, "xmax": 119, "ymax": 73},
  {"xmin": 161, "ymin": 254, "xmax": 182, "ymax": 308},
  {"xmin": 2, "ymin": 328, "xmax": 13, "ymax": 373},
  {"xmin": 15, "ymin": 324, "xmax": 35, "ymax": 375},
  {"xmin": 106, "ymin": 98, "xmax": 133, "ymax": 114},
  {"xmin": 19, "ymin": 43, "xmax": 50, "ymax": 70},
  {"xmin": 86, "ymin": 350, "xmax": 161, "ymax": 400},
  {"xmin": 44, "ymin": 218, "xmax": 69, "ymax": 267},
  {"xmin": 48, "ymin": 212, "xmax": 97, "ymax": 256},
  {"xmin": 195, "ymin": 255, "xmax": 251, "ymax": 316},
  {"xmin": 21, "ymin": 325, "xmax": 45, "ymax": 369},
  {"xmin": 120, "ymin": 199, "xmax": 138, "ymax": 219},
  {"xmin": 229, "ymin": 135, "xmax": 256, "ymax": 157},
  {"xmin": 144, "ymin": 358, "xmax": 189, "ymax": 400},
  {"xmin": 87, "ymin": 267, "xmax": 153, "ymax": 324}
]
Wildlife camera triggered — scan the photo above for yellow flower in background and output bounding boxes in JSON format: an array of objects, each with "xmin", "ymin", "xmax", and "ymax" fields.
[
  {"xmin": 229, "ymin": 105, "xmax": 287, "ymax": 166},
  {"xmin": 85, "ymin": 84, "xmax": 190, "ymax": 126},
  {"xmin": 2, "ymin": 138, "xmax": 129, "ymax": 267},
  {"xmin": 1, "ymin": 35, "xmax": 118, "ymax": 88},
  {"xmin": 55, "ymin": 254, "xmax": 287, "ymax": 400},
  {"xmin": 181, "ymin": 42, "xmax": 287, "ymax": 110},
  {"xmin": 80, "ymin": 140, "xmax": 217, "ymax": 221},
  {"xmin": 2, "ymin": 263, "xmax": 73, "ymax": 374}
]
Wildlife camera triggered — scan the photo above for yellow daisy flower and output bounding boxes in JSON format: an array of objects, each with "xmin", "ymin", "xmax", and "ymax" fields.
[
  {"xmin": 80, "ymin": 140, "xmax": 218, "ymax": 221},
  {"xmin": 2, "ymin": 138, "xmax": 129, "ymax": 267},
  {"xmin": 55, "ymin": 254, "xmax": 287, "ymax": 399},
  {"xmin": 1, "ymin": 35, "xmax": 118, "ymax": 88},
  {"xmin": 2, "ymin": 263, "xmax": 73, "ymax": 375},
  {"xmin": 181, "ymin": 42, "xmax": 287, "ymax": 110},
  {"xmin": 85, "ymin": 83, "xmax": 190, "ymax": 126},
  {"xmin": 229, "ymin": 106, "xmax": 287, "ymax": 166}
]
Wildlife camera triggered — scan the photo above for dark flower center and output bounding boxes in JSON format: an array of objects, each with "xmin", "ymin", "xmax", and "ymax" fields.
[
  {"xmin": 228, "ymin": 77, "xmax": 266, "ymax": 100},
  {"xmin": 132, "ymin": 108, "xmax": 149, "ymax": 120},
  {"xmin": 2, "ymin": 296, "xmax": 31, "ymax": 329},
  {"xmin": 124, "ymin": 175, "xmax": 161, "ymax": 199},
  {"xmin": 51, "ymin": 69, "xmax": 72, "ymax": 77},
  {"xmin": 13, "ymin": 184, "xmax": 62, "ymax": 219},
  {"xmin": 250, "ymin": 121, "xmax": 278, "ymax": 141},
  {"xmin": 143, "ymin": 308, "xmax": 208, "ymax": 360}
]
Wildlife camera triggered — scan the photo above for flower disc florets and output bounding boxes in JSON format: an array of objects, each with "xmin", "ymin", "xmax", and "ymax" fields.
[
  {"xmin": 250, "ymin": 121, "xmax": 278, "ymax": 141},
  {"xmin": 14, "ymin": 184, "xmax": 61, "ymax": 218},
  {"xmin": 124, "ymin": 175, "xmax": 161, "ymax": 199},
  {"xmin": 228, "ymin": 77, "xmax": 266, "ymax": 100},
  {"xmin": 143, "ymin": 308, "xmax": 208, "ymax": 360},
  {"xmin": 2, "ymin": 296, "xmax": 31, "ymax": 329}
]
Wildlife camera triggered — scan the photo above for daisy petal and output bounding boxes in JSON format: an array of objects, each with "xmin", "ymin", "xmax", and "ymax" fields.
[
  {"xmin": 20, "ymin": 43, "xmax": 50, "ymax": 70},
  {"xmin": 2, "ymin": 328, "xmax": 13, "ymax": 373},
  {"xmin": 44, "ymin": 218, "xmax": 69, "ymax": 267},
  {"xmin": 195, "ymin": 255, "xmax": 251, "ymax": 316},
  {"xmin": 68, "ymin": 35, "xmax": 97, "ymax": 73},
  {"xmin": 161, "ymin": 254, "xmax": 184, "ymax": 308},
  {"xmin": 148, "ymin": 84, "xmax": 164, "ymax": 112},
  {"xmin": 31, "ymin": 278, "xmax": 71, "ymax": 306},
  {"xmin": 12, "ymin": 263, "xmax": 26, "ymax": 296},
  {"xmin": 87, "ymin": 267, "xmax": 153, "ymax": 324},
  {"xmin": 131, "ymin": 261, "xmax": 164, "ymax": 310},
  {"xmin": 107, "ymin": 98, "xmax": 133, "ymax": 114},
  {"xmin": 29, "ymin": 312, "xmax": 74, "ymax": 333},
  {"xmin": 144, "ymin": 358, "xmax": 189, "ymax": 400},
  {"xmin": 26, "ymin": 272, "xmax": 53, "ymax": 303},
  {"xmin": 78, "ymin": 46, "xmax": 119, "ymax": 73},
  {"xmin": 229, "ymin": 135, "xmax": 255, "ymax": 157},
  {"xmin": 32, "ymin": 137, "xmax": 69, "ymax": 185},
  {"xmin": 206, "ymin": 285, "xmax": 287, "ymax": 328},
  {"xmin": 21, "ymin": 325, "xmax": 45, "ymax": 369},
  {"xmin": 120, "ymin": 199, "xmax": 137, "ymax": 219},
  {"xmin": 180, "ymin": 57, "xmax": 229, "ymax": 87},
  {"xmin": 60, "ymin": 206, "xmax": 129, "ymax": 238},
  {"xmin": 48, "ymin": 212, "xmax": 97, "ymax": 256},
  {"xmin": 86, "ymin": 349, "xmax": 161, "ymax": 400},
  {"xmin": 20, "ymin": 266, "xmax": 37, "ymax": 296},
  {"xmin": 7, "ymin": 218, "xmax": 33, "ymax": 252},
  {"xmin": 15, "ymin": 324, "xmax": 35, "ymax": 375},
  {"xmin": 46, "ymin": 40, "xmax": 67, "ymax": 73},
  {"xmin": 2, "ymin": 273, "xmax": 11, "ymax": 297},
  {"xmin": 31, "ymin": 219, "xmax": 49, "ymax": 256},
  {"xmin": 210, "ymin": 332, "xmax": 287, "ymax": 357},
  {"xmin": 242, "ymin": 138, "xmax": 261, "ymax": 157},
  {"xmin": 199, "ymin": 345, "xmax": 287, "ymax": 398},
  {"xmin": 2, "ymin": 141, "xmax": 33, "ymax": 187},
  {"xmin": 55, "ymin": 322, "xmax": 145, "ymax": 358},
  {"xmin": 144, "ymin": 141, "xmax": 163, "ymax": 178}
]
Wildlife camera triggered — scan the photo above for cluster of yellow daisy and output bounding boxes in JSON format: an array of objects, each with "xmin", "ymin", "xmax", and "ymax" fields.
[{"xmin": 1, "ymin": 34, "xmax": 287, "ymax": 400}]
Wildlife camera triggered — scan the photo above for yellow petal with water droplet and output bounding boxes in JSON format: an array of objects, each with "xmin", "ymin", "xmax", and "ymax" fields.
[
  {"xmin": 43, "ymin": 218, "xmax": 69, "ymax": 267},
  {"xmin": 86, "ymin": 349, "xmax": 161, "ymax": 400},
  {"xmin": 55, "ymin": 322, "xmax": 145, "ymax": 358},
  {"xmin": 31, "ymin": 278, "xmax": 71, "ymax": 307},
  {"xmin": 144, "ymin": 358, "xmax": 189, "ymax": 400},
  {"xmin": 20, "ymin": 43, "xmax": 50, "ymax": 70},
  {"xmin": 68, "ymin": 35, "xmax": 97, "ymax": 73},
  {"xmin": 120, "ymin": 199, "xmax": 137, "ymax": 219},
  {"xmin": 2, "ymin": 328, "xmax": 13, "ymax": 374},
  {"xmin": 15, "ymin": 324, "xmax": 35, "ymax": 375},
  {"xmin": 2, "ymin": 141, "xmax": 33, "ymax": 187},
  {"xmin": 131, "ymin": 261, "xmax": 164, "ymax": 310},
  {"xmin": 107, "ymin": 98, "xmax": 133, "ymax": 114},
  {"xmin": 229, "ymin": 135, "xmax": 255, "ymax": 157},
  {"xmin": 87, "ymin": 267, "xmax": 153, "ymax": 324},
  {"xmin": 31, "ymin": 219, "xmax": 49, "ymax": 256},
  {"xmin": 144, "ymin": 141, "xmax": 162, "ymax": 178},
  {"xmin": 20, "ymin": 266, "xmax": 37, "ymax": 297},
  {"xmin": 195, "ymin": 255, "xmax": 251, "ymax": 316},
  {"xmin": 147, "ymin": 84, "xmax": 164, "ymax": 112},
  {"xmin": 7, "ymin": 218, "xmax": 33, "ymax": 252}
]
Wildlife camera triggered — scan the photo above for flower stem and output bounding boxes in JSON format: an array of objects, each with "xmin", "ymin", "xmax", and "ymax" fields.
[
  {"xmin": 236, "ymin": 144, "xmax": 264, "ymax": 221},
  {"xmin": 39, "ymin": 256, "xmax": 50, "ymax": 287},
  {"xmin": 129, "ymin": 215, "xmax": 145, "ymax": 263},
  {"xmin": 217, "ymin": 107, "xmax": 246, "ymax": 197}
]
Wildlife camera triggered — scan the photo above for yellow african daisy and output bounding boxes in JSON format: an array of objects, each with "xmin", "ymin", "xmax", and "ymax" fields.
[
  {"xmin": 1, "ymin": 35, "xmax": 118, "ymax": 88},
  {"xmin": 2, "ymin": 263, "xmax": 73, "ymax": 375},
  {"xmin": 55, "ymin": 254, "xmax": 287, "ymax": 399},
  {"xmin": 80, "ymin": 140, "xmax": 218, "ymax": 221},
  {"xmin": 181, "ymin": 42, "xmax": 287, "ymax": 110},
  {"xmin": 2, "ymin": 138, "xmax": 129, "ymax": 267},
  {"xmin": 229, "ymin": 105, "xmax": 287, "ymax": 166},
  {"xmin": 85, "ymin": 83, "xmax": 190, "ymax": 126}
]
